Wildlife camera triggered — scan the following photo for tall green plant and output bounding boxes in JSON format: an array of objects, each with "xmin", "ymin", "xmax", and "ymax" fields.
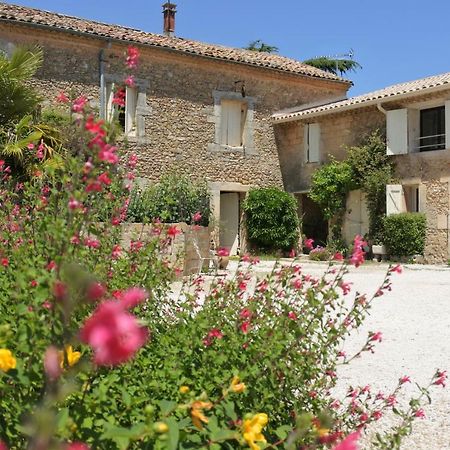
[{"xmin": 243, "ymin": 187, "xmax": 299, "ymax": 251}]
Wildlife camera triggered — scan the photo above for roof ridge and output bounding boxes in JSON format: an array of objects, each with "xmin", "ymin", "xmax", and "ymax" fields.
[{"xmin": 0, "ymin": 3, "xmax": 351, "ymax": 84}]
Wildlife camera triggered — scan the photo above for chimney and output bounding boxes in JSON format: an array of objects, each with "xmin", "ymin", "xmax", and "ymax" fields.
[{"xmin": 162, "ymin": 2, "xmax": 176, "ymax": 37}]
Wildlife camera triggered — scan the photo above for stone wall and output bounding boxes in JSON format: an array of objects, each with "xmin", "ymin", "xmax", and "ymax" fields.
[
  {"xmin": 121, "ymin": 222, "xmax": 212, "ymax": 276},
  {"xmin": 0, "ymin": 22, "xmax": 348, "ymax": 192}
]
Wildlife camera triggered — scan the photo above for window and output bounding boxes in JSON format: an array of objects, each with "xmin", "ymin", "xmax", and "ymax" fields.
[
  {"xmin": 404, "ymin": 185, "xmax": 420, "ymax": 212},
  {"xmin": 304, "ymin": 123, "xmax": 320, "ymax": 163},
  {"xmin": 105, "ymin": 83, "xmax": 137, "ymax": 136},
  {"xmin": 419, "ymin": 106, "xmax": 445, "ymax": 152},
  {"xmin": 219, "ymin": 99, "xmax": 247, "ymax": 147},
  {"xmin": 208, "ymin": 90, "xmax": 255, "ymax": 154},
  {"xmin": 386, "ymin": 102, "xmax": 450, "ymax": 155}
]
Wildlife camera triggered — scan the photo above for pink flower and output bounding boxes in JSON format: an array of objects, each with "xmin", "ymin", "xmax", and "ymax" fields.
[
  {"xmin": 238, "ymin": 281, "xmax": 247, "ymax": 291},
  {"xmin": 68, "ymin": 198, "xmax": 81, "ymax": 210},
  {"xmin": 217, "ymin": 247, "xmax": 230, "ymax": 257},
  {"xmin": 389, "ymin": 264, "xmax": 402, "ymax": 274},
  {"xmin": 72, "ymin": 95, "xmax": 88, "ymax": 113},
  {"xmin": 84, "ymin": 238, "xmax": 100, "ymax": 249},
  {"xmin": 339, "ymin": 281, "xmax": 352, "ymax": 295},
  {"xmin": 304, "ymin": 237, "xmax": 314, "ymax": 250},
  {"xmin": 332, "ymin": 431, "xmax": 360, "ymax": 450},
  {"xmin": 80, "ymin": 293, "xmax": 148, "ymax": 366},
  {"xmin": 98, "ymin": 144, "xmax": 119, "ymax": 164},
  {"xmin": 97, "ymin": 172, "xmax": 112, "ymax": 186},
  {"xmin": 30, "ymin": 280, "xmax": 38, "ymax": 288},
  {"xmin": 1, "ymin": 258, "xmax": 8, "ymax": 267},
  {"xmin": 126, "ymin": 46, "xmax": 140, "ymax": 68},
  {"xmin": 27, "ymin": 143, "xmax": 35, "ymax": 150},
  {"xmin": 288, "ymin": 311, "xmax": 297, "ymax": 321},
  {"xmin": 240, "ymin": 308, "xmax": 252, "ymax": 320},
  {"xmin": 44, "ymin": 346, "xmax": 62, "ymax": 380},
  {"xmin": 36, "ymin": 140, "xmax": 45, "ymax": 159},
  {"xmin": 240, "ymin": 321, "xmax": 251, "ymax": 334},
  {"xmin": 56, "ymin": 91, "xmax": 69, "ymax": 103},
  {"xmin": 0, "ymin": 439, "xmax": 8, "ymax": 450},
  {"xmin": 386, "ymin": 395, "xmax": 397, "ymax": 407},
  {"xmin": 127, "ymin": 153, "xmax": 138, "ymax": 169},
  {"xmin": 167, "ymin": 225, "xmax": 181, "ymax": 238},
  {"xmin": 372, "ymin": 410, "xmax": 383, "ymax": 420},
  {"xmin": 414, "ymin": 408, "xmax": 425, "ymax": 419},
  {"xmin": 86, "ymin": 282, "xmax": 106, "ymax": 302},
  {"xmin": 203, "ymin": 328, "xmax": 223, "ymax": 346},
  {"xmin": 399, "ymin": 375, "xmax": 411, "ymax": 384},
  {"xmin": 125, "ymin": 75, "xmax": 135, "ymax": 87},
  {"xmin": 65, "ymin": 442, "xmax": 90, "ymax": 450},
  {"xmin": 119, "ymin": 287, "xmax": 147, "ymax": 308},
  {"xmin": 369, "ymin": 331, "xmax": 382, "ymax": 342},
  {"xmin": 433, "ymin": 370, "xmax": 447, "ymax": 387},
  {"xmin": 289, "ymin": 248, "xmax": 296, "ymax": 258},
  {"xmin": 46, "ymin": 260, "xmax": 56, "ymax": 271},
  {"xmin": 192, "ymin": 211, "xmax": 202, "ymax": 223},
  {"xmin": 350, "ymin": 235, "xmax": 367, "ymax": 268},
  {"xmin": 292, "ymin": 278, "xmax": 302, "ymax": 290},
  {"xmin": 112, "ymin": 88, "xmax": 126, "ymax": 107},
  {"xmin": 333, "ymin": 252, "xmax": 344, "ymax": 261},
  {"xmin": 53, "ymin": 281, "xmax": 67, "ymax": 301},
  {"xmin": 112, "ymin": 245, "xmax": 122, "ymax": 259}
]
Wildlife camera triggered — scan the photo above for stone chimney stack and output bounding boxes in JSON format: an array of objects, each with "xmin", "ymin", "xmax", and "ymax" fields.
[{"xmin": 162, "ymin": 2, "xmax": 176, "ymax": 37}]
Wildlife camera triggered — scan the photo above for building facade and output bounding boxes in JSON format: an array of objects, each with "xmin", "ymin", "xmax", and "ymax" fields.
[
  {"xmin": 273, "ymin": 74, "xmax": 450, "ymax": 263},
  {"xmin": 0, "ymin": 3, "xmax": 350, "ymax": 254}
]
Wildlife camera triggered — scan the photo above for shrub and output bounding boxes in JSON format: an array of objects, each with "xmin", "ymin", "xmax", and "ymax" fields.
[
  {"xmin": 308, "ymin": 246, "xmax": 331, "ymax": 261},
  {"xmin": 126, "ymin": 172, "xmax": 210, "ymax": 226},
  {"xmin": 243, "ymin": 187, "xmax": 300, "ymax": 252},
  {"xmin": 383, "ymin": 213, "xmax": 426, "ymax": 257}
]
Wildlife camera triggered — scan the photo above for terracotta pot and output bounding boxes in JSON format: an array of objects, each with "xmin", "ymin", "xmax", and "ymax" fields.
[{"xmin": 218, "ymin": 256, "xmax": 229, "ymax": 270}]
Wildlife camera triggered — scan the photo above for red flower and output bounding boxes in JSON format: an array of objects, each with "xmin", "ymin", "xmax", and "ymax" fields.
[
  {"xmin": 72, "ymin": 96, "xmax": 88, "ymax": 113},
  {"xmin": 46, "ymin": 260, "xmax": 57, "ymax": 271},
  {"xmin": 80, "ymin": 291, "xmax": 148, "ymax": 366},
  {"xmin": 125, "ymin": 75, "xmax": 135, "ymax": 87},
  {"xmin": 0, "ymin": 439, "xmax": 8, "ymax": 450},
  {"xmin": 433, "ymin": 370, "xmax": 447, "ymax": 387},
  {"xmin": 386, "ymin": 395, "xmax": 397, "ymax": 407},
  {"xmin": 369, "ymin": 331, "xmax": 382, "ymax": 342},
  {"xmin": 53, "ymin": 281, "xmax": 67, "ymax": 301},
  {"xmin": 30, "ymin": 280, "xmax": 38, "ymax": 288},
  {"xmin": 332, "ymin": 431, "xmax": 360, "ymax": 450},
  {"xmin": 333, "ymin": 252, "xmax": 344, "ymax": 261},
  {"xmin": 288, "ymin": 311, "xmax": 297, "ymax": 321},
  {"xmin": 86, "ymin": 282, "xmax": 106, "ymax": 302},
  {"xmin": 240, "ymin": 321, "xmax": 251, "ymax": 334},
  {"xmin": 217, "ymin": 247, "xmax": 230, "ymax": 257},
  {"xmin": 203, "ymin": 328, "xmax": 224, "ymax": 346},
  {"xmin": 192, "ymin": 211, "xmax": 202, "ymax": 223},
  {"xmin": 399, "ymin": 375, "xmax": 411, "ymax": 384},
  {"xmin": 414, "ymin": 408, "xmax": 425, "ymax": 419},
  {"xmin": 112, "ymin": 88, "xmax": 126, "ymax": 107},
  {"xmin": 1, "ymin": 258, "xmax": 8, "ymax": 267},
  {"xmin": 339, "ymin": 281, "xmax": 352, "ymax": 295},
  {"xmin": 119, "ymin": 287, "xmax": 147, "ymax": 309},
  {"xmin": 289, "ymin": 248, "xmax": 296, "ymax": 258},
  {"xmin": 44, "ymin": 346, "xmax": 62, "ymax": 380},
  {"xmin": 97, "ymin": 172, "xmax": 112, "ymax": 185},
  {"xmin": 240, "ymin": 308, "xmax": 252, "ymax": 319},
  {"xmin": 167, "ymin": 225, "xmax": 181, "ymax": 238},
  {"xmin": 372, "ymin": 410, "xmax": 383, "ymax": 420},
  {"xmin": 65, "ymin": 442, "xmax": 90, "ymax": 450},
  {"xmin": 350, "ymin": 235, "xmax": 367, "ymax": 268},
  {"xmin": 56, "ymin": 91, "xmax": 69, "ymax": 103},
  {"xmin": 389, "ymin": 264, "xmax": 402, "ymax": 274},
  {"xmin": 126, "ymin": 46, "xmax": 140, "ymax": 68},
  {"xmin": 304, "ymin": 237, "xmax": 314, "ymax": 250}
]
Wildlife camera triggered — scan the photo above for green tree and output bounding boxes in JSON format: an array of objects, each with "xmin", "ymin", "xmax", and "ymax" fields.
[
  {"xmin": 303, "ymin": 56, "xmax": 361, "ymax": 76},
  {"xmin": 244, "ymin": 40, "xmax": 279, "ymax": 53}
]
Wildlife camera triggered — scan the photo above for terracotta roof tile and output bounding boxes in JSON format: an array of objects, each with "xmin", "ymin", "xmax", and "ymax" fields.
[
  {"xmin": 0, "ymin": 3, "xmax": 350, "ymax": 84},
  {"xmin": 273, "ymin": 72, "xmax": 450, "ymax": 122}
]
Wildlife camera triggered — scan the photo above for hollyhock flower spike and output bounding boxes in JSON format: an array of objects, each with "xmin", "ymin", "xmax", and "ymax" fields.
[
  {"xmin": 125, "ymin": 75, "xmax": 135, "ymax": 87},
  {"xmin": 350, "ymin": 235, "xmax": 367, "ymax": 267},
  {"xmin": 72, "ymin": 95, "xmax": 88, "ymax": 113},
  {"xmin": 126, "ymin": 46, "xmax": 140, "ymax": 68}
]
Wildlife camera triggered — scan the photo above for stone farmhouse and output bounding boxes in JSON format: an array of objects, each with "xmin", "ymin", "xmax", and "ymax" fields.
[
  {"xmin": 0, "ymin": 2, "xmax": 350, "ymax": 255},
  {"xmin": 273, "ymin": 74, "xmax": 450, "ymax": 263},
  {"xmin": 1, "ymin": 4, "xmax": 449, "ymax": 263}
]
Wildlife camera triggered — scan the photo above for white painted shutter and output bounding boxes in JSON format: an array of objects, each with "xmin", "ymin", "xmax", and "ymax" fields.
[
  {"xmin": 445, "ymin": 100, "xmax": 450, "ymax": 149},
  {"xmin": 308, "ymin": 123, "xmax": 320, "ymax": 162},
  {"xmin": 386, "ymin": 184, "xmax": 405, "ymax": 215},
  {"xmin": 304, "ymin": 124, "xmax": 309, "ymax": 162},
  {"xmin": 386, "ymin": 109, "xmax": 408, "ymax": 155},
  {"xmin": 227, "ymin": 101, "xmax": 243, "ymax": 147},
  {"xmin": 407, "ymin": 108, "xmax": 420, "ymax": 153},
  {"xmin": 105, "ymin": 83, "xmax": 115, "ymax": 121},
  {"xmin": 125, "ymin": 87, "xmax": 137, "ymax": 134},
  {"xmin": 220, "ymin": 100, "xmax": 230, "ymax": 145}
]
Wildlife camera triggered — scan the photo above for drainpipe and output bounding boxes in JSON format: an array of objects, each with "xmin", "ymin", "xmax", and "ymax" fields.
[
  {"xmin": 377, "ymin": 103, "xmax": 387, "ymax": 115},
  {"xmin": 99, "ymin": 42, "xmax": 111, "ymax": 119}
]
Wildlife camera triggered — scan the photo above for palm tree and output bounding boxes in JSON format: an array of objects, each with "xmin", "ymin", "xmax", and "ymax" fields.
[
  {"xmin": 0, "ymin": 46, "xmax": 43, "ymax": 127},
  {"xmin": 302, "ymin": 56, "xmax": 361, "ymax": 76},
  {"xmin": 245, "ymin": 40, "xmax": 279, "ymax": 54}
]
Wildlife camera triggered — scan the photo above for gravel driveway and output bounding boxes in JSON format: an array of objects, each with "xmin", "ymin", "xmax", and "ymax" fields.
[{"xmin": 226, "ymin": 260, "xmax": 450, "ymax": 449}]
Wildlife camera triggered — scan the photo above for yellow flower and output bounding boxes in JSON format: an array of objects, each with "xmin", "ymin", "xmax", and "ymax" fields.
[
  {"xmin": 190, "ymin": 401, "xmax": 213, "ymax": 430},
  {"xmin": 58, "ymin": 345, "xmax": 81, "ymax": 368},
  {"xmin": 242, "ymin": 413, "xmax": 268, "ymax": 450},
  {"xmin": 0, "ymin": 348, "xmax": 16, "ymax": 372},
  {"xmin": 230, "ymin": 375, "xmax": 246, "ymax": 393},
  {"xmin": 179, "ymin": 385, "xmax": 190, "ymax": 394},
  {"xmin": 315, "ymin": 426, "xmax": 330, "ymax": 438},
  {"xmin": 153, "ymin": 422, "xmax": 169, "ymax": 433}
]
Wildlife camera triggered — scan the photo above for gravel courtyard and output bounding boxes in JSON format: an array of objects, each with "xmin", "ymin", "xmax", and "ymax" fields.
[{"xmin": 226, "ymin": 260, "xmax": 450, "ymax": 449}]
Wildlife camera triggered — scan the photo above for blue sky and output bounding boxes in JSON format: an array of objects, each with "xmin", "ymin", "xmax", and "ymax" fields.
[{"xmin": 8, "ymin": 0, "xmax": 450, "ymax": 96}]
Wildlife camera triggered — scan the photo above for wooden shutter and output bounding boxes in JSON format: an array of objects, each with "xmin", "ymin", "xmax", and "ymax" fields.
[
  {"xmin": 386, "ymin": 109, "xmax": 408, "ymax": 155},
  {"xmin": 105, "ymin": 83, "xmax": 115, "ymax": 121},
  {"xmin": 304, "ymin": 124, "xmax": 309, "ymax": 162},
  {"xmin": 125, "ymin": 87, "xmax": 137, "ymax": 134},
  {"xmin": 445, "ymin": 100, "xmax": 450, "ymax": 149},
  {"xmin": 220, "ymin": 100, "xmax": 244, "ymax": 146},
  {"xmin": 386, "ymin": 184, "xmax": 405, "ymax": 215},
  {"xmin": 308, "ymin": 123, "xmax": 320, "ymax": 162},
  {"xmin": 220, "ymin": 100, "xmax": 230, "ymax": 145}
]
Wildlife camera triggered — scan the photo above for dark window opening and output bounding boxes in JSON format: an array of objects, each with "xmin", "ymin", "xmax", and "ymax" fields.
[{"xmin": 419, "ymin": 106, "xmax": 445, "ymax": 152}]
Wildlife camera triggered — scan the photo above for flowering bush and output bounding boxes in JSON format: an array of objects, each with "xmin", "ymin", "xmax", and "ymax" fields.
[{"xmin": 0, "ymin": 47, "xmax": 446, "ymax": 450}]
